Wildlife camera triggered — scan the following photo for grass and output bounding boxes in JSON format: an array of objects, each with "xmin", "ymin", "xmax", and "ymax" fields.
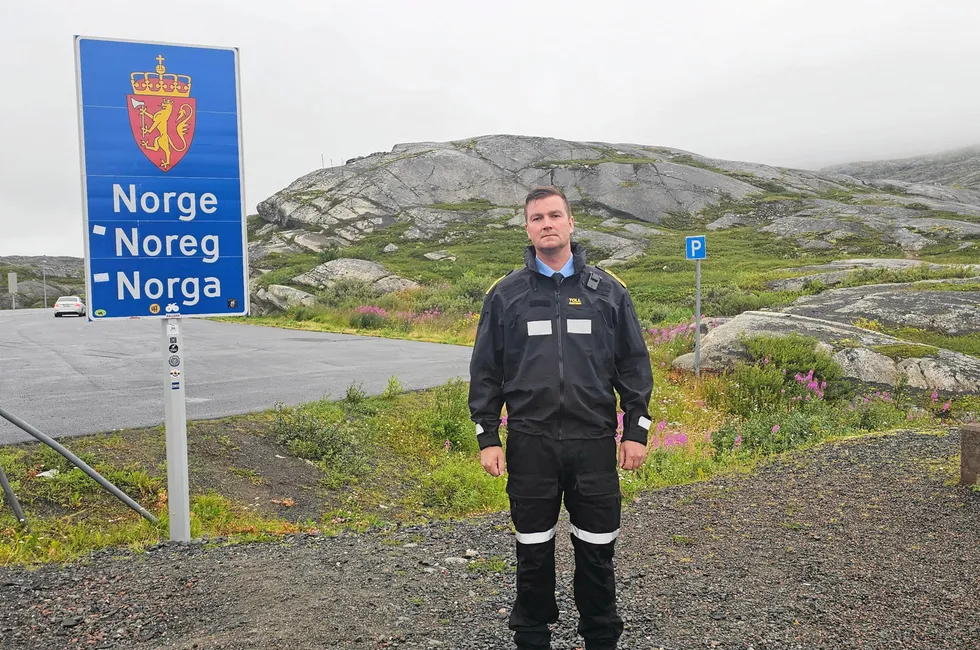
[
  {"xmin": 872, "ymin": 343, "xmax": 940, "ymax": 360},
  {"xmin": 3, "ymin": 319, "xmax": 972, "ymax": 567},
  {"xmin": 428, "ymin": 199, "xmax": 499, "ymax": 211}
]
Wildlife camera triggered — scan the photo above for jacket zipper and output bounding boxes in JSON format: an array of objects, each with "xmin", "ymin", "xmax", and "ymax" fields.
[{"xmin": 555, "ymin": 276, "xmax": 564, "ymax": 440}]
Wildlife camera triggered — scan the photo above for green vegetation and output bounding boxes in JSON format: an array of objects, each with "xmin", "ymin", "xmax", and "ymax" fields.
[
  {"xmin": 873, "ymin": 343, "xmax": 940, "ymax": 360},
  {"xmin": 878, "ymin": 328, "xmax": 980, "ymax": 359},
  {"xmin": 4, "ymin": 309, "xmax": 973, "ymax": 566},
  {"xmin": 429, "ymin": 199, "xmax": 498, "ymax": 211}
]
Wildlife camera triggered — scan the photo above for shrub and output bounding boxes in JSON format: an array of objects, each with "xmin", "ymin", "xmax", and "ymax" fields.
[
  {"xmin": 740, "ymin": 332, "xmax": 848, "ymax": 401},
  {"xmin": 841, "ymin": 393, "xmax": 908, "ymax": 431},
  {"xmin": 724, "ymin": 361, "xmax": 788, "ymax": 418},
  {"xmin": 317, "ymin": 246, "xmax": 340, "ymax": 263},
  {"xmin": 349, "ymin": 306, "xmax": 389, "ymax": 329},
  {"xmin": 428, "ymin": 379, "xmax": 477, "ymax": 453},
  {"xmin": 320, "ymin": 279, "xmax": 377, "ymax": 308},
  {"xmin": 291, "ymin": 306, "xmax": 318, "ymax": 322},
  {"xmin": 711, "ymin": 404, "xmax": 835, "ymax": 455},
  {"xmin": 271, "ymin": 402, "xmax": 369, "ymax": 484},
  {"xmin": 702, "ymin": 286, "xmax": 790, "ymax": 316},
  {"xmin": 382, "ymin": 376, "xmax": 404, "ymax": 400}
]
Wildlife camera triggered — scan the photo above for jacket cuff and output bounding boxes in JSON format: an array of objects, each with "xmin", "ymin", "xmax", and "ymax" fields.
[
  {"xmin": 475, "ymin": 423, "xmax": 502, "ymax": 450},
  {"xmin": 622, "ymin": 415, "xmax": 652, "ymax": 446}
]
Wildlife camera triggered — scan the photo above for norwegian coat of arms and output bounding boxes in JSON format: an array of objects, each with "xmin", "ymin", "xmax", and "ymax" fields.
[{"xmin": 127, "ymin": 55, "xmax": 196, "ymax": 172}]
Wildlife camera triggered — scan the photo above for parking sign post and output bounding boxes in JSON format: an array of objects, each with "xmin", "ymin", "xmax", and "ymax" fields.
[
  {"xmin": 74, "ymin": 36, "xmax": 248, "ymax": 541},
  {"xmin": 685, "ymin": 236, "xmax": 707, "ymax": 377}
]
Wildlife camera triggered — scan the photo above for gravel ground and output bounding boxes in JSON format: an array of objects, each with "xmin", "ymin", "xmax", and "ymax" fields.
[{"xmin": 1, "ymin": 429, "xmax": 977, "ymax": 650}]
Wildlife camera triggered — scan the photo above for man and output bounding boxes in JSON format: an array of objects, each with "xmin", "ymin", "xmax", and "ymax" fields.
[{"xmin": 469, "ymin": 186, "xmax": 654, "ymax": 650}]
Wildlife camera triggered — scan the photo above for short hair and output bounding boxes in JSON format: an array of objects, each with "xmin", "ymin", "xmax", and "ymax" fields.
[{"xmin": 524, "ymin": 186, "xmax": 571, "ymax": 221}]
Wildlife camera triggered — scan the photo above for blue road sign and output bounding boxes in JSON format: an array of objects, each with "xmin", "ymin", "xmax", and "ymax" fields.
[
  {"xmin": 74, "ymin": 36, "xmax": 248, "ymax": 320},
  {"xmin": 685, "ymin": 235, "xmax": 707, "ymax": 260}
]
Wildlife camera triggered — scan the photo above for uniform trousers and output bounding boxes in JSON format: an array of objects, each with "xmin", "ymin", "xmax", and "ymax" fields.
[{"xmin": 504, "ymin": 430, "xmax": 624, "ymax": 650}]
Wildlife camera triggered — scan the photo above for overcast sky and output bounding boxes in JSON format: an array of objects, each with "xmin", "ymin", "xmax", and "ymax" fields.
[{"xmin": 2, "ymin": 0, "xmax": 979, "ymax": 257}]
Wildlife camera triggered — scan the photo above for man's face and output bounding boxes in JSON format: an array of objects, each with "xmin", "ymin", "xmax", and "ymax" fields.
[{"xmin": 525, "ymin": 195, "xmax": 574, "ymax": 254}]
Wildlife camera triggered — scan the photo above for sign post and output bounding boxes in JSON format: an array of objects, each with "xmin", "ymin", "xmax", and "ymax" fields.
[
  {"xmin": 7, "ymin": 273, "xmax": 16, "ymax": 310},
  {"xmin": 74, "ymin": 36, "xmax": 248, "ymax": 541},
  {"xmin": 685, "ymin": 236, "xmax": 706, "ymax": 377}
]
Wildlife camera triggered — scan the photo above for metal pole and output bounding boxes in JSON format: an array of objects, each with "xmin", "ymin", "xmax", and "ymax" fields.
[
  {"xmin": 0, "ymin": 406, "xmax": 158, "ymax": 524},
  {"xmin": 0, "ymin": 462, "xmax": 28, "ymax": 531},
  {"xmin": 694, "ymin": 259, "xmax": 702, "ymax": 377},
  {"xmin": 163, "ymin": 318, "xmax": 191, "ymax": 542},
  {"xmin": 42, "ymin": 268, "xmax": 47, "ymax": 309}
]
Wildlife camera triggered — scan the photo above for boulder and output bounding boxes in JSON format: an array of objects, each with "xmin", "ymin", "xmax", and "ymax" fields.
[
  {"xmin": 248, "ymin": 236, "xmax": 306, "ymax": 262},
  {"xmin": 672, "ymin": 311, "xmax": 980, "ymax": 393},
  {"xmin": 424, "ymin": 251, "xmax": 457, "ymax": 262},
  {"xmin": 254, "ymin": 285, "xmax": 317, "ymax": 312},
  {"xmin": 293, "ymin": 258, "xmax": 419, "ymax": 294},
  {"xmin": 574, "ymin": 230, "xmax": 646, "ymax": 262}
]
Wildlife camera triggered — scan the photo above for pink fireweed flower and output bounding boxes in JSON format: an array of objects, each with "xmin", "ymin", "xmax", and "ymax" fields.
[
  {"xmin": 772, "ymin": 424, "xmax": 780, "ymax": 434},
  {"xmin": 931, "ymin": 392, "xmax": 939, "ymax": 402},
  {"xmin": 500, "ymin": 415, "xmax": 508, "ymax": 427},
  {"xmin": 734, "ymin": 435, "xmax": 742, "ymax": 446},
  {"xmin": 444, "ymin": 439, "xmax": 452, "ymax": 451},
  {"xmin": 355, "ymin": 305, "xmax": 389, "ymax": 317},
  {"xmin": 656, "ymin": 420, "xmax": 667, "ymax": 433},
  {"xmin": 942, "ymin": 402, "xmax": 951, "ymax": 412}
]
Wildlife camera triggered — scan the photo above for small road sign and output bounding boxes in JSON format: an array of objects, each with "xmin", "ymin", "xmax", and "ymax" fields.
[{"xmin": 686, "ymin": 235, "xmax": 706, "ymax": 260}]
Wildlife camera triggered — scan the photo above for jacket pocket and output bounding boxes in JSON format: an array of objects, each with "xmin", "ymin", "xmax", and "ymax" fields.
[
  {"xmin": 575, "ymin": 471, "xmax": 620, "ymax": 497},
  {"xmin": 506, "ymin": 474, "xmax": 559, "ymax": 499}
]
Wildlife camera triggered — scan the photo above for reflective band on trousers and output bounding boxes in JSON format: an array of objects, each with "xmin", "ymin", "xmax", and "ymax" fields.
[
  {"xmin": 514, "ymin": 525, "xmax": 558, "ymax": 545},
  {"xmin": 569, "ymin": 524, "xmax": 620, "ymax": 545}
]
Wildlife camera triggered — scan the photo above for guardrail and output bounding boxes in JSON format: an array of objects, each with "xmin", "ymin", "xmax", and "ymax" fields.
[{"xmin": 0, "ymin": 406, "xmax": 159, "ymax": 528}]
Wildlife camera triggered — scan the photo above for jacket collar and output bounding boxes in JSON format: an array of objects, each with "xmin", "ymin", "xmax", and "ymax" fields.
[{"xmin": 523, "ymin": 242, "xmax": 588, "ymax": 275}]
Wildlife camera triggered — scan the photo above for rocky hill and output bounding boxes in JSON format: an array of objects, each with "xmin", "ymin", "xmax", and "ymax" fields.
[
  {"xmin": 0, "ymin": 256, "xmax": 85, "ymax": 310},
  {"xmin": 821, "ymin": 145, "xmax": 980, "ymax": 191},
  {"xmin": 253, "ymin": 135, "xmax": 980, "ymax": 267}
]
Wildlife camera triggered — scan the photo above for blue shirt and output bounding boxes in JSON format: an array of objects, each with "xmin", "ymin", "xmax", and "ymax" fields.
[{"xmin": 535, "ymin": 254, "xmax": 575, "ymax": 278}]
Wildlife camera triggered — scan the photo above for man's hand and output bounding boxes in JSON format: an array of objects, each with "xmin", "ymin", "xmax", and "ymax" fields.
[
  {"xmin": 619, "ymin": 440, "xmax": 647, "ymax": 471},
  {"xmin": 480, "ymin": 446, "xmax": 506, "ymax": 476}
]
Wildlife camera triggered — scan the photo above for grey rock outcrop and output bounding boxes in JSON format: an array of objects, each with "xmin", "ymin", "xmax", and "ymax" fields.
[
  {"xmin": 293, "ymin": 258, "xmax": 419, "ymax": 294},
  {"xmin": 256, "ymin": 136, "xmax": 980, "ymax": 256},
  {"xmin": 821, "ymin": 146, "xmax": 980, "ymax": 191},
  {"xmin": 253, "ymin": 285, "xmax": 317, "ymax": 313},
  {"xmin": 672, "ymin": 311, "xmax": 980, "ymax": 393},
  {"xmin": 765, "ymin": 259, "xmax": 980, "ymax": 291},
  {"xmin": 782, "ymin": 279, "xmax": 980, "ymax": 336}
]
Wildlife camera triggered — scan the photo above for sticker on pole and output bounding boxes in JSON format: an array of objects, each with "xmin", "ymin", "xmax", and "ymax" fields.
[
  {"xmin": 685, "ymin": 235, "xmax": 706, "ymax": 260},
  {"xmin": 74, "ymin": 36, "xmax": 249, "ymax": 321}
]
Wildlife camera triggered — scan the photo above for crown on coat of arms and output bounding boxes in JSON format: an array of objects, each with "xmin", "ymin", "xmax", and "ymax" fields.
[{"xmin": 130, "ymin": 55, "xmax": 192, "ymax": 97}]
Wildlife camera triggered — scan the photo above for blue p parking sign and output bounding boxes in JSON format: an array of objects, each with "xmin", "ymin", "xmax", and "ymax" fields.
[
  {"xmin": 685, "ymin": 235, "xmax": 706, "ymax": 260},
  {"xmin": 74, "ymin": 36, "xmax": 248, "ymax": 320}
]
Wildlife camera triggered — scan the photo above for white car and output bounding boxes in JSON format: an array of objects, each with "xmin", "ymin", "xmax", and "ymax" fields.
[{"xmin": 54, "ymin": 296, "xmax": 86, "ymax": 317}]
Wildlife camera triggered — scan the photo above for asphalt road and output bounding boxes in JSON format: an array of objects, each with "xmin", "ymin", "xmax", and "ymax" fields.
[{"xmin": 0, "ymin": 309, "xmax": 473, "ymax": 445}]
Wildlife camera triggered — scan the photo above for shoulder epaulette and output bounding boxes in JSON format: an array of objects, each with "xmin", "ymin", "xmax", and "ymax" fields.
[
  {"xmin": 604, "ymin": 269, "xmax": 627, "ymax": 288},
  {"xmin": 485, "ymin": 270, "xmax": 514, "ymax": 294}
]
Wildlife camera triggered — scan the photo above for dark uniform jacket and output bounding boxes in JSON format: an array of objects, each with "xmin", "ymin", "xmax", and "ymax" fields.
[{"xmin": 469, "ymin": 243, "xmax": 654, "ymax": 450}]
